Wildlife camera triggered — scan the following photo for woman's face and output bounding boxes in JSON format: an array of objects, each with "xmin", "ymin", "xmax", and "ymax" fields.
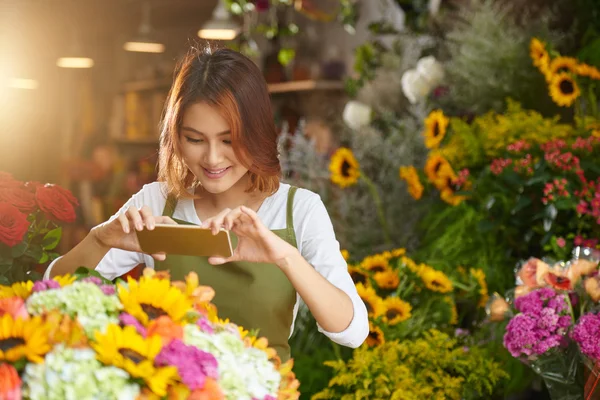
[{"xmin": 179, "ymin": 102, "xmax": 249, "ymax": 194}]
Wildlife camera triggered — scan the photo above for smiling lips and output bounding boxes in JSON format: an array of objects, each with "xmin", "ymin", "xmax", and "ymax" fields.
[{"xmin": 203, "ymin": 167, "xmax": 230, "ymax": 179}]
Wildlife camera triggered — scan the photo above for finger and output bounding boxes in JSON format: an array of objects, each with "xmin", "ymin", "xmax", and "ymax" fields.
[
  {"xmin": 139, "ymin": 205, "xmax": 155, "ymax": 230},
  {"xmin": 222, "ymin": 208, "xmax": 244, "ymax": 230},
  {"xmin": 201, "ymin": 208, "xmax": 231, "ymax": 229},
  {"xmin": 155, "ymin": 216, "xmax": 177, "ymax": 225},
  {"xmin": 117, "ymin": 213, "xmax": 131, "ymax": 234},
  {"xmin": 240, "ymin": 206, "xmax": 262, "ymax": 226},
  {"xmin": 127, "ymin": 206, "xmax": 144, "ymax": 231},
  {"xmin": 151, "ymin": 252, "xmax": 166, "ymax": 261},
  {"xmin": 208, "ymin": 253, "xmax": 240, "ymax": 265}
]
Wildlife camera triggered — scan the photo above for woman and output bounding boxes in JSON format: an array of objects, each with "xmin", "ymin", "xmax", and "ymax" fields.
[{"xmin": 46, "ymin": 45, "xmax": 368, "ymax": 361}]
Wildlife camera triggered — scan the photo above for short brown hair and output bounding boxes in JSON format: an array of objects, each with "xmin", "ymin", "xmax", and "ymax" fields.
[{"xmin": 158, "ymin": 45, "xmax": 280, "ymax": 199}]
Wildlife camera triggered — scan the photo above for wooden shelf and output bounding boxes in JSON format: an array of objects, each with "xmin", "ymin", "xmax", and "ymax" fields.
[{"xmin": 267, "ymin": 80, "xmax": 345, "ymax": 94}]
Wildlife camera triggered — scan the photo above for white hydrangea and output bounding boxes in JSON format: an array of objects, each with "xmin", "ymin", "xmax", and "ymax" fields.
[
  {"xmin": 184, "ymin": 324, "xmax": 281, "ymax": 400},
  {"xmin": 22, "ymin": 345, "xmax": 140, "ymax": 400},
  {"xmin": 342, "ymin": 100, "xmax": 373, "ymax": 130},
  {"xmin": 401, "ymin": 56, "xmax": 445, "ymax": 104},
  {"xmin": 25, "ymin": 282, "xmax": 121, "ymax": 337}
]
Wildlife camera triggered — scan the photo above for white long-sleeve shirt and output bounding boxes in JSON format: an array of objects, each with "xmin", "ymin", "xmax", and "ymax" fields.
[{"xmin": 45, "ymin": 182, "xmax": 369, "ymax": 348}]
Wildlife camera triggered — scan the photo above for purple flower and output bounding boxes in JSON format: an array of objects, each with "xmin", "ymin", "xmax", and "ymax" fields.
[
  {"xmin": 155, "ymin": 339, "xmax": 219, "ymax": 390},
  {"xmin": 571, "ymin": 313, "xmax": 600, "ymax": 361},
  {"xmin": 100, "ymin": 285, "xmax": 115, "ymax": 296},
  {"xmin": 119, "ymin": 313, "xmax": 147, "ymax": 336},
  {"xmin": 504, "ymin": 313, "xmax": 541, "ymax": 357},
  {"xmin": 197, "ymin": 317, "xmax": 214, "ymax": 334},
  {"xmin": 82, "ymin": 276, "xmax": 103, "ymax": 285},
  {"xmin": 454, "ymin": 328, "xmax": 470, "ymax": 337},
  {"xmin": 32, "ymin": 280, "xmax": 61, "ymax": 293},
  {"xmin": 253, "ymin": 0, "xmax": 269, "ymax": 12},
  {"xmin": 515, "ymin": 291, "xmax": 544, "ymax": 314}
]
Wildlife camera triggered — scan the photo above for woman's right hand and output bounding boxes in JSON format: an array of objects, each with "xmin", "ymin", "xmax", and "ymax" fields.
[{"xmin": 91, "ymin": 205, "xmax": 176, "ymax": 260}]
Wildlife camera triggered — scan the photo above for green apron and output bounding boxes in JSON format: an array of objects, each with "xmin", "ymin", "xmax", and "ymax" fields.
[{"xmin": 155, "ymin": 187, "xmax": 299, "ymax": 361}]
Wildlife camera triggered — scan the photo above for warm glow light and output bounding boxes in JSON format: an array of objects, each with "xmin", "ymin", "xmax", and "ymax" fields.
[
  {"xmin": 7, "ymin": 78, "xmax": 39, "ymax": 90},
  {"xmin": 56, "ymin": 57, "xmax": 94, "ymax": 68},
  {"xmin": 197, "ymin": 28, "xmax": 239, "ymax": 40},
  {"xmin": 123, "ymin": 41, "xmax": 165, "ymax": 53}
]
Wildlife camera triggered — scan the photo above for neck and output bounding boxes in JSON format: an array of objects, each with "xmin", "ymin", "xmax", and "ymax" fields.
[{"xmin": 194, "ymin": 173, "xmax": 259, "ymax": 211}]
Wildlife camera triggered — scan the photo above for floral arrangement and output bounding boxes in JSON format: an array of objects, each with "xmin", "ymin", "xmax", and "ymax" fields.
[
  {"xmin": 0, "ymin": 268, "xmax": 300, "ymax": 400},
  {"xmin": 496, "ymin": 247, "xmax": 600, "ymax": 399},
  {"xmin": 0, "ymin": 172, "xmax": 79, "ymax": 284},
  {"xmin": 312, "ymin": 329, "xmax": 507, "ymax": 400}
]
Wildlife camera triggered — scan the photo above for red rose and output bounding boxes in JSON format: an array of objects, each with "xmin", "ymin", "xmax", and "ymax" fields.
[
  {"xmin": 35, "ymin": 185, "xmax": 77, "ymax": 223},
  {"xmin": 0, "ymin": 202, "xmax": 30, "ymax": 247},
  {"xmin": 0, "ymin": 184, "xmax": 37, "ymax": 212},
  {"xmin": 47, "ymin": 184, "xmax": 79, "ymax": 207}
]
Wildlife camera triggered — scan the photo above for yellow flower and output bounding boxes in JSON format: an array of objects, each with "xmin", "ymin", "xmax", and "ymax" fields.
[
  {"xmin": 421, "ymin": 268, "xmax": 453, "ymax": 293},
  {"xmin": 401, "ymin": 256, "xmax": 419, "ymax": 273},
  {"xmin": 329, "ymin": 147, "xmax": 360, "ymax": 188},
  {"xmin": 379, "ymin": 251, "xmax": 392, "ymax": 260},
  {"xmin": 348, "ymin": 265, "xmax": 369, "ymax": 287},
  {"xmin": 118, "ymin": 276, "xmax": 193, "ymax": 327},
  {"xmin": 356, "ymin": 283, "xmax": 385, "ymax": 317},
  {"xmin": 424, "ymin": 153, "xmax": 451, "ymax": 183},
  {"xmin": 443, "ymin": 297, "xmax": 458, "ymax": 325},
  {"xmin": 373, "ymin": 270, "xmax": 400, "ymax": 290},
  {"xmin": 470, "ymin": 268, "xmax": 489, "ymax": 308},
  {"xmin": 0, "ymin": 281, "xmax": 33, "ymax": 300},
  {"xmin": 423, "ymin": 110, "xmax": 449, "ymax": 149},
  {"xmin": 577, "ymin": 63, "xmax": 600, "ymax": 80},
  {"xmin": 93, "ymin": 324, "xmax": 178, "ymax": 397},
  {"xmin": 399, "ymin": 166, "xmax": 424, "ymax": 200},
  {"xmin": 550, "ymin": 56, "xmax": 578, "ymax": 75},
  {"xmin": 340, "ymin": 249, "xmax": 350, "ymax": 261},
  {"xmin": 360, "ymin": 254, "xmax": 390, "ymax": 274},
  {"xmin": 382, "ymin": 297, "xmax": 411, "ymax": 325},
  {"xmin": 366, "ymin": 322, "xmax": 385, "ymax": 347},
  {"xmin": 432, "ymin": 163, "xmax": 457, "ymax": 191},
  {"xmin": 0, "ymin": 314, "xmax": 51, "ymax": 363},
  {"xmin": 549, "ymin": 72, "xmax": 580, "ymax": 107},
  {"xmin": 440, "ymin": 188, "xmax": 466, "ymax": 206},
  {"xmin": 530, "ymin": 38, "xmax": 550, "ymax": 79},
  {"xmin": 53, "ymin": 274, "xmax": 77, "ymax": 287},
  {"xmin": 391, "ymin": 248, "xmax": 406, "ymax": 258}
]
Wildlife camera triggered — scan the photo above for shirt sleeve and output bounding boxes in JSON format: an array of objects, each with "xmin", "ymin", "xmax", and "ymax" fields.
[
  {"xmin": 295, "ymin": 191, "xmax": 369, "ymax": 348},
  {"xmin": 43, "ymin": 183, "xmax": 165, "ymax": 281}
]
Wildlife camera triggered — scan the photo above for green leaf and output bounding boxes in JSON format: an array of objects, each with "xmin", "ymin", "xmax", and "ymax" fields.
[
  {"xmin": 553, "ymin": 198, "xmax": 574, "ymax": 210},
  {"xmin": 478, "ymin": 220, "xmax": 496, "ymax": 232},
  {"xmin": 73, "ymin": 267, "xmax": 112, "ymax": 284},
  {"xmin": 11, "ymin": 243, "xmax": 27, "ymax": 258},
  {"xmin": 524, "ymin": 173, "xmax": 551, "ymax": 186},
  {"xmin": 511, "ymin": 196, "xmax": 532, "ymax": 214},
  {"xmin": 42, "ymin": 227, "xmax": 62, "ymax": 250},
  {"xmin": 38, "ymin": 252, "xmax": 49, "ymax": 264}
]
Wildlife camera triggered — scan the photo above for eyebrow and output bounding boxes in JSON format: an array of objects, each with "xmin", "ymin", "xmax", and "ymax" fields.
[{"xmin": 181, "ymin": 126, "xmax": 231, "ymax": 136}]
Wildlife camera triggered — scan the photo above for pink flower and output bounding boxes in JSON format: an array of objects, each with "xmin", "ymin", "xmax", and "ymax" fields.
[
  {"xmin": 575, "ymin": 235, "xmax": 585, "ymax": 246},
  {"xmin": 0, "ymin": 363, "xmax": 21, "ymax": 400},
  {"xmin": 0, "ymin": 297, "xmax": 29, "ymax": 320},
  {"xmin": 119, "ymin": 313, "xmax": 147, "ymax": 336},
  {"xmin": 155, "ymin": 339, "xmax": 219, "ymax": 390},
  {"xmin": 556, "ymin": 237, "xmax": 566, "ymax": 248}
]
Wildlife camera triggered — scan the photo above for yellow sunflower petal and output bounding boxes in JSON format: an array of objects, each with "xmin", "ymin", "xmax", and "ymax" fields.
[
  {"xmin": 422, "ymin": 110, "xmax": 449, "ymax": 149},
  {"xmin": 0, "ymin": 314, "xmax": 51, "ymax": 363},
  {"xmin": 382, "ymin": 297, "xmax": 412, "ymax": 325},
  {"xmin": 329, "ymin": 147, "xmax": 360, "ymax": 188},
  {"xmin": 549, "ymin": 72, "xmax": 580, "ymax": 107},
  {"xmin": 399, "ymin": 166, "xmax": 424, "ymax": 200}
]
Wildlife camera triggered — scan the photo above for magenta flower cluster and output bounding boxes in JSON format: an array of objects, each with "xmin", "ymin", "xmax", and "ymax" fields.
[
  {"xmin": 571, "ymin": 313, "xmax": 600, "ymax": 361},
  {"xmin": 503, "ymin": 288, "xmax": 572, "ymax": 359},
  {"xmin": 155, "ymin": 339, "xmax": 219, "ymax": 390}
]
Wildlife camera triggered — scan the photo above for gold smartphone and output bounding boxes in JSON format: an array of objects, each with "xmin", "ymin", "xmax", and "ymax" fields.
[{"xmin": 136, "ymin": 224, "xmax": 234, "ymax": 258}]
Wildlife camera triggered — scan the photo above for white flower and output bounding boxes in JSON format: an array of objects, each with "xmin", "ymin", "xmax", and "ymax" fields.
[
  {"xmin": 342, "ymin": 101, "xmax": 372, "ymax": 130},
  {"xmin": 429, "ymin": 0, "xmax": 442, "ymax": 15},
  {"xmin": 401, "ymin": 69, "xmax": 433, "ymax": 104},
  {"xmin": 416, "ymin": 56, "xmax": 445, "ymax": 86}
]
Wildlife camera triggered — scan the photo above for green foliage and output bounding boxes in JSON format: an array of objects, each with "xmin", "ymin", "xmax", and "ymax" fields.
[{"xmin": 312, "ymin": 329, "xmax": 508, "ymax": 400}]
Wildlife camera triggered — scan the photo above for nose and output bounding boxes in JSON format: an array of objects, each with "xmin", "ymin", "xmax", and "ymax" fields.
[{"xmin": 203, "ymin": 141, "xmax": 224, "ymax": 166}]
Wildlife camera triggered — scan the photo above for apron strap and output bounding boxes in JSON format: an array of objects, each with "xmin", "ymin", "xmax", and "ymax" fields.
[
  {"xmin": 163, "ymin": 193, "xmax": 177, "ymax": 218},
  {"xmin": 286, "ymin": 186, "xmax": 298, "ymax": 247}
]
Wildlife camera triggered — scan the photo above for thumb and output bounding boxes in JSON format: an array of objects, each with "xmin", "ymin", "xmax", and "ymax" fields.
[{"xmin": 208, "ymin": 252, "xmax": 241, "ymax": 265}]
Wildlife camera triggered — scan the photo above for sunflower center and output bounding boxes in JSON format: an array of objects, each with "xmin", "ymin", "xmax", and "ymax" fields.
[
  {"xmin": 433, "ymin": 161, "xmax": 442, "ymax": 174},
  {"xmin": 340, "ymin": 160, "xmax": 352, "ymax": 178},
  {"xmin": 119, "ymin": 348, "xmax": 146, "ymax": 364},
  {"xmin": 368, "ymin": 330, "xmax": 381, "ymax": 341},
  {"xmin": 0, "ymin": 337, "xmax": 25, "ymax": 352},
  {"xmin": 432, "ymin": 122, "xmax": 440, "ymax": 137},
  {"xmin": 350, "ymin": 272, "xmax": 367, "ymax": 285},
  {"xmin": 559, "ymin": 79, "xmax": 574, "ymax": 94},
  {"xmin": 141, "ymin": 304, "xmax": 166, "ymax": 320},
  {"xmin": 369, "ymin": 265, "xmax": 386, "ymax": 273},
  {"xmin": 431, "ymin": 280, "xmax": 444, "ymax": 289},
  {"xmin": 386, "ymin": 309, "xmax": 401, "ymax": 320}
]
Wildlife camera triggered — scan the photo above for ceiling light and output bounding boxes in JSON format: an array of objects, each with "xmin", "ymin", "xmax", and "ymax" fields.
[
  {"xmin": 56, "ymin": 57, "xmax": 94, "ymax": 69},
  {"xmin": 7, "ymin": 78, "xmax": 39, "ymax": 90},
  {"xmin": 198, "ymin": 0, "xmax": 241, "ymax": 41},
  {"xmin": 124, "ymin": 2, "xmax": 165, "ymax": 53}
]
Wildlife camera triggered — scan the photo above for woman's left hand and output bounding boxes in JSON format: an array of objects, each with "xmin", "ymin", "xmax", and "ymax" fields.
[{"xmin": 201, "ymin": 206, "xmax": 297, "ymax": 266}]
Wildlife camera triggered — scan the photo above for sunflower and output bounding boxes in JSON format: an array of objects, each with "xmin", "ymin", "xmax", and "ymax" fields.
[
  {"xmin": 422, "ymin": 110, "xmax": 449, "ymax": 149},
  {"xmin": 577, "ymin": 63, "xmax": 600, "ymax": 80},
  {"xmin": 530, "ymin": 38, "xmax": 550, "ymax": 78},
  {"xmin": 0, "ymin": 282, "xmax": 33, "ymax": 300},
  {"xmin": 550, "ymin": 56, "xmax": 578, "ymax": 75},
  {"xmin": 341, "ymin": 249, "xmax": 350, "ymax": 261},
  {"xmin": 421, "ymin": 268, "xmax": 453, "ymax": 293},
  {"xmin": 373, "ymin": 270, "xmax": 400, "ymax": 290},
  {"xmin": 348, "ymin": 266, "xmax": 369, "ymax": 286},
  {"xmin": 355, "ymin": 283, "xmax": 385, "ymax": 317},
  {"xmin": 0, "ymin": 314, "xmax": 51, "ymax": 363},
  {"xmin": 399, "ymin": 166, "xmax": 424, "ymax": 200},
  {"xmin": 118, "ymin": 276, "xmax": 193, "ymax": 327},
  {"xmin": 443, "ymin": 297, "xmax": 458, "ymax": 325},
  {"xmin": 360, "ymin": 254, "xmax": 390, "ymax": 274},
  {"xmin": 53, "ymin": 274, "xmax": 77, "ymax": 287},
  {"xmin": 432, "ymin": 163, "xmax": 457, "ymax": 191},
  {"xmin": 93, "ymin": 324, "xmax": 178, "ymax": 396},
  {"xmin": 400, "ymin": 256, "xmax": 419, "ymax": 273},
  {"xmin": 366, "ymin": 322, "xmax": 385, "ymax": 347},
  {"xmin": 424, "ymin": 153, "xmax": 451, "ymax": 183},
  {"xmin": 549, "ymin": 72, "xmax": 580, "ymax": 107},
  {"xmin": 440, "ymin": 188, "xmax": 466, "ymax": 206},
  {"xmin": 391, "ymin": 248, "xmax": 406, "ymax": 258},
  {"xmin": 382, "ymin": 297, "xmax": 411, "ymax": 325},
  {"xmin": 329, "ymin": 147, "xmax": 360, "ymax": 188},
  {"xmin": 470, "ymin": 268, "xmax": 489, "ymax": 308}
]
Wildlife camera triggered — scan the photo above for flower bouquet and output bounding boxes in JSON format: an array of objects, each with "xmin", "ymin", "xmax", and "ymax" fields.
[
  {"xmin": 0, "ymin": 172, "xmax": 79, "ymax": 284},
  {"xmin": 0, "ymin": 268, "xmax": 300, "ymax": 400},
  {"xmin": 500, "ymin": 246, "xmax": 600, "ymax": 399}
]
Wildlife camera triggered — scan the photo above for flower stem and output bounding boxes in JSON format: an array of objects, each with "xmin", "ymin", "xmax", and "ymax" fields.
[{"xmin": 360, "ymin": 173, "xmax": 391, "ymax": 246}]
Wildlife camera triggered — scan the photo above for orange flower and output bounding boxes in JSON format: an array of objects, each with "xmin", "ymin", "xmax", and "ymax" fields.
[
  {"xmin": 0, "ymin": 363, "xmax": 20, "ymax": 400},
  {"xmin": 189, "ymin": 378, "xmax": 224, "ymax": 400},
  {"xmin": 487, "ymin": 293, "xmax": 510, "ymax": 322},
  {"xmin": 0, "ymin": 297, "xmax": 28, "ymax": 320},
  {"xmin": 146, "ymin": 316, "xmax": 183, "ymax": 343},
  {"xmin": 585, "ymin": 276, "xmax": 600, "ymax": 302},
  {"xmin": 517, "ymin": 258, "xmax": 550, "ymax": 288},
  {"xmin": 44, "ymin": 311, "xmax": 88, "ymax": 348},
  {"xmin": 167, "ymin": 384, "xmax": 191, "ymax": 400}
]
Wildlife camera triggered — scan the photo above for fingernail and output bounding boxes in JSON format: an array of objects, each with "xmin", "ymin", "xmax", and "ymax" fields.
[
  {"xmin": 137, "ymin": 222, "xmax": 143, "ymax": 231},
  {"xmin": 148, "ymin": 221, "xmax": 155, "ymax": 230}
]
